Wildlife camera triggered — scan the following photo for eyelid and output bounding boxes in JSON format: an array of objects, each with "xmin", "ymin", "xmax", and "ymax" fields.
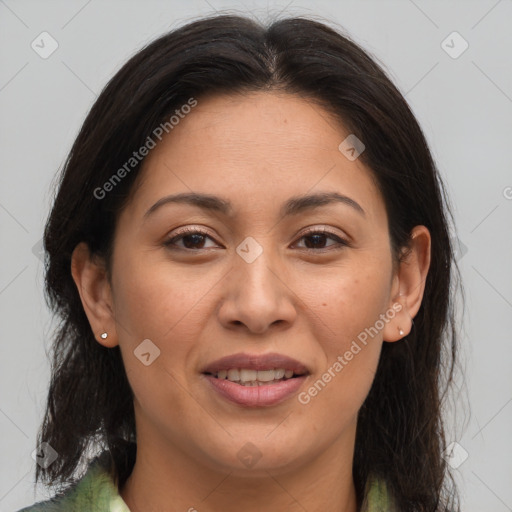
[
  {"xmin": 165, "ymin": 225, "xmax": 217, "ymax": 244},
  {"xmin": 298, "ymin": 225, "xmax": 349, "ymax": 240},
  {"xmin": 170, "ymin": 225, "xmax": 212, "ymax": 237}
]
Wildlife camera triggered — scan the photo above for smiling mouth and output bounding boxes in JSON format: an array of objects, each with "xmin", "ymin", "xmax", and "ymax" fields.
[{"xmin": 204, "ymin": 368, "xmax": 306, "ymax": 387}]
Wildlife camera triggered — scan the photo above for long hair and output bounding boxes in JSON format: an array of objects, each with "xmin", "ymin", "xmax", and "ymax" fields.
[{"xmin": 38, "ymin": 13, "xmax": 463, "ymax": 511}]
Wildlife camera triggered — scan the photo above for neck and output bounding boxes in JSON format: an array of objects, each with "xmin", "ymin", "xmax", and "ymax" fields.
[{"xmin": 119, "ymin": 422, "xmax": 359, "ymax": 512}]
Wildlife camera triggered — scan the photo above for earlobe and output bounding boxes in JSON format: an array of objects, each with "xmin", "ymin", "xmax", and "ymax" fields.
[
  {"xmin": 383, "ymin": 299, "xmax": 413, "ymax": 342},
  {"xmin": 70, "ymin": 242, "xmax": 118, "ymax": 347},
  {"xmin": 383, "ymin": 225, "xmax": 431, "ymax": 343}
]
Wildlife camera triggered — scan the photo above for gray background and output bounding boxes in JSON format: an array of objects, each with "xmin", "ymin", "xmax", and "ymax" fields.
[{"xmin": 1, "ymin": 0, "xmax": 511, "ymax": 510}]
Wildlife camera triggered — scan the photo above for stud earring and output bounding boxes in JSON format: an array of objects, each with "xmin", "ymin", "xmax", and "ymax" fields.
[
  {"xmin": 100, "ymin": 332, "xmax": 108, "ymax": 339},
  {"xmin": 398, "ymin": 327, "xmax": 404, "ymax": 336}
]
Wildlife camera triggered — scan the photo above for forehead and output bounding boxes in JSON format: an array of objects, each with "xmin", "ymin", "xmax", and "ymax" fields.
[{"xmin": 124, "ymin": 91, "xmax": 386, "ymax": 226}]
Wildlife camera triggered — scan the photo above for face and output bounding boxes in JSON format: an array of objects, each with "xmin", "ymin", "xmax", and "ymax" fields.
[{"xmin": 80, "ymin": 91, "xmax": 422, "ymax": 476}]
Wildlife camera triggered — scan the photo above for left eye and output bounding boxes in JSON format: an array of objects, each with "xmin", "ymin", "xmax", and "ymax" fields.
[
  {"xmin": 164, "ymin": 227, "xmax": 349, "ymax": 251},
  {"xmin": 294, "ymin": 228, "xmax": 349, "ymax": 251}
]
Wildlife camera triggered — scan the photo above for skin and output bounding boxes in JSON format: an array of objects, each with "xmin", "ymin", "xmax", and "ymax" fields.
[{"xmin": 71, "ymin": 91, "xmax": 430, "ymax": 512}]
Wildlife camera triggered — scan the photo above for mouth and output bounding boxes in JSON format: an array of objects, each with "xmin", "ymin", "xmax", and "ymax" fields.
[
  {"xmin": 201, "ymin": 352, "xmax": 310, "ymax": 407},
  {"xmin": 204, "ymin": 367, "xmax": 306, "ymax": 386}
]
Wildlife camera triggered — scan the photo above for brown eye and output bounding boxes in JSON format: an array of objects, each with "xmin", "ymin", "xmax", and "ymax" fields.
[
  {"xmin": 294, "ymin": 228, "xmax": 349, "ymax": 251},
  {"xmin": 164, "ymin": 228, "xmax": 218, "ymax": 250}
]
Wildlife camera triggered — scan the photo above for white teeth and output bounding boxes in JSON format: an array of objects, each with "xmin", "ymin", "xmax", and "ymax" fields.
[
  {"xmin": 239, "ymin": 369, "xmax": 257, "ymax": 383},
  {"xmin": 214, "ymin": 368, "xmax": 297, "ymax": 383},
  {"xmin": 256, "ymin": 370, "xmax": 276, "ymax": 382},
  {"xmin": 274, "ymin": 368, "xmax": 285, "ymax": 379},
  {"xmin": 227, "ymin": 369, "xmax": 240, "ymax": 381}
]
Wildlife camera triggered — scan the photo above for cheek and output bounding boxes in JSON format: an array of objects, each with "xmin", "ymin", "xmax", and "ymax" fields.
[
  {"xmin": 111, "ymin": 253, "xmax": 211, "ymax": 432},
  {"xmin": 111, "ymin": 248, "xmax": 221, "ymax": 342},
  {"xmin": 296, "ymin": 264, "xmax": 390, "ymax": 409},
  {"xmin": 297, "ymin": 276, "xmax": 385, "ymax": 430},
  {"xmin": 307, "ymin": 264, "xmax": 392, "ymax": 351},
  {"xmin": 110, "ymin": 249, "xmax": 226, "ymax": 411}
]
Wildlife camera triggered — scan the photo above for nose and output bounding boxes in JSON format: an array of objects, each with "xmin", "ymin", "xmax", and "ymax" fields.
[{"xmin": 217, "ymin": 248, "xmax": 297, "ymax": 335}]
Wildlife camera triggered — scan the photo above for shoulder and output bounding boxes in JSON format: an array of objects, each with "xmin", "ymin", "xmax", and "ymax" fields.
[
  {"xmin": 15, "ymin": 451, "xmax": 130, "ymax": 512},
  {"xmin": 16, "ymin": 497, "xmax": 67, "ymax": 512},
  {"xmin": 15, "ymin": 484, "xmax": 82, "ymax": 512}
]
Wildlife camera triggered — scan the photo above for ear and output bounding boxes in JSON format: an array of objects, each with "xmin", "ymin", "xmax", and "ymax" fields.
[
  {"xmin": 70, "ymin": 242, "xmax": 118, "ymax": 347},
  {"xmin": 382, "ymin": 225, "xmax": 431, "ymax": 343}
]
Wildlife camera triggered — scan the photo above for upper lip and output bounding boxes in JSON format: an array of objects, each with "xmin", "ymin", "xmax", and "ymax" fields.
[{"xmin": 202, "ymin": 352, "xmax": 310, "ymax": 375}]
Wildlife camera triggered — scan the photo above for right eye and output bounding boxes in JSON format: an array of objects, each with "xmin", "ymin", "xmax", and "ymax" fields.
[{"xmin": 163, "ymin": 227, "xmax": 220, "ymax": 251}]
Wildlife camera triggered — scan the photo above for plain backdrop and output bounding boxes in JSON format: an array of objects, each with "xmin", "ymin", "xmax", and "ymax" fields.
[{"xmin": 1, "ymin": 1, "xmax": 511, "ymax": 510}]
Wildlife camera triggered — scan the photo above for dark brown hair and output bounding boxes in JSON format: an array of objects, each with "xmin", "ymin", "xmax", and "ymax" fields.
[{"xmin": 38, "ymin": 13, "xmax": 463, "ymax": 511}]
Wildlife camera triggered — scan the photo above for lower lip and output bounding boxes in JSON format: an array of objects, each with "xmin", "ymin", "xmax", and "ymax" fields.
[{"xmin": 203, "ymin": 375, "xmax": 307, "ymax": 407}]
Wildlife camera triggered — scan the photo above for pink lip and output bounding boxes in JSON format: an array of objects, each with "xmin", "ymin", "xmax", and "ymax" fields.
[
  {"xmin": 201, "ymin": 352, "xmax": 310, "ymax": 407},
  {"xmin": 202, "ymin": 352, "xmax": 309, "ymax": 374},
  {"xmin": 204, "ymin": 374, "xmax": 308, "ymax": 407}
]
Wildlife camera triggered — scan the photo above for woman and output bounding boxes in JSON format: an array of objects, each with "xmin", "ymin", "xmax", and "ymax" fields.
[{"xmin": 19, "ymin": 13, "xmax": 463, "ymax": 512}]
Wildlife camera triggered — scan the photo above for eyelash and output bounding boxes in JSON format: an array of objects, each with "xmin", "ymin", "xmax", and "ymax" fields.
[{"xmin": 164, "ymin": 226, "xmax": 350, "ymax": 253}]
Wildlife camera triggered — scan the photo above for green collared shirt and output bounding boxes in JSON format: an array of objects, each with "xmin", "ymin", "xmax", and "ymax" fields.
[{"xmin": 18, "ymin": 451, "xmax": 396, "ymax": 511}]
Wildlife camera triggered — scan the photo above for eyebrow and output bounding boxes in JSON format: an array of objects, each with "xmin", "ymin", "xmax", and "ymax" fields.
[{"xmin": 143, "ymin": 191, "xmax": 366, "ymax": 220}]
